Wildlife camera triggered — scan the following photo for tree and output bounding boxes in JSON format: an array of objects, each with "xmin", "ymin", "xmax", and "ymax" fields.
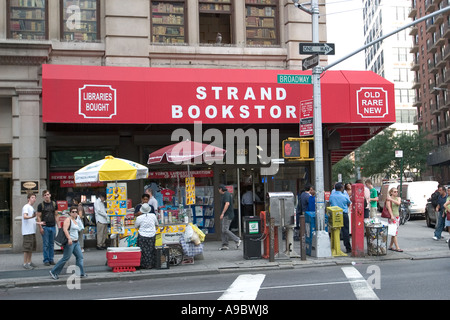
[
  {"xmin": 357, "ymin": 128, "xmax": 432, "ymax": 179},
  {"xmin": 332, "ymin": 156, "xmax": 354, "ymax": 183}
]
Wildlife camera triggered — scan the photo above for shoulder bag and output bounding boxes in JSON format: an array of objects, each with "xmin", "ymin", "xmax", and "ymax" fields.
[
  {"xmin": 54, "ymin": 220, "xmax": 71, "ymax": 247},
  {"xmin": 381, "ymin": 202, "xmax": 390, "ymax": 219}
]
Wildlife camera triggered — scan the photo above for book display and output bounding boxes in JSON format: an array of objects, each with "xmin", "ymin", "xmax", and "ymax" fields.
[
  {"xmin": 189, "ymin": 186, "xmax": 215, "ymax": 234},
  {"xmin": 61, "ymin": 0, "xmax": 99, "ymax": 42},
  {"xmin": 198, "ymin": 0, "xmax": 231, "ymax": 13},
  {"xmin": 245, "ymin": 0, "xmax": 278, "ymax": 46},
  {"xmin": 151, "ymin": 0, "xmax": 186, "ymax": 44},
  {"xmin": 8, "ymin": 0, "xmax": 48, "ymax": 40}
]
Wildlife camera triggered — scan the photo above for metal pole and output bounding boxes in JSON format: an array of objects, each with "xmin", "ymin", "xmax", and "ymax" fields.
[
  {"xmin": 324, "ymin": 5, "xmax": 450, "ymax": 71},
  {"xmin": 299, "ymin": 214, "xmax": 306, "ymax": 261},
  {"xmin": 269, "ymin": 217, "xmax": 275, "ymax": 262}
]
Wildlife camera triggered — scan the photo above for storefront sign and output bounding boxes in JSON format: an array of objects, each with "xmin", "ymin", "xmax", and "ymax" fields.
[
  {"xmin": 42, "ymin": 65, "xmax": 395, "ymax": 125},
  {"xmin": 147, "ymin": 170, "xmax": 213, "ymax": 179},
  {"xmin": 79, "ymin": 85, "xmax": 117, "ymax": 119},
  {"xmin": 21, "ymin": 181, "xmax": 39, "ymax": 194},
  {"xmin": 356, "ymin": 87, "xmax": 389, "ymax": 118},
  {"xmin": 50, "ymin": 172, "xmax": 104, "ymax": 187}
]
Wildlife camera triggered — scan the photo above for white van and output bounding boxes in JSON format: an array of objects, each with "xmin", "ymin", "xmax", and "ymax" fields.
[
  {"xmin": 378, "ymin": 182, "xmax": 399, "ymax": 211},
  {"xmin": 400, "ymin": 181, "xmax": 438, "ymax": 216}
]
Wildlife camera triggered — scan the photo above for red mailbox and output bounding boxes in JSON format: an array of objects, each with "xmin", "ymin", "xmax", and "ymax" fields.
[{"xmin": 351, "ymin": 183, "xmax": 365, "ymax": 257}]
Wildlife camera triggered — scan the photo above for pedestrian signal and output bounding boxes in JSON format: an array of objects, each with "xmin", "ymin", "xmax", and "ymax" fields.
[{"xmin": 282, "ymin": 138, "xmax": 314, "ymax": 161}]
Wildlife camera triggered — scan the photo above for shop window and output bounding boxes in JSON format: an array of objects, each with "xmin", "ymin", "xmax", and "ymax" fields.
[
  {"xmin": 7, "ymin": 0, "xmax": 48, "ymax": 40},
  {"xmin": 49, "ymin": 149, "xmax": 111, "ymax": 168},
  {"xmin": 151, "ymin": 0, "xmax": 187, "ymax": 44},
  {"xmin": 61, "ymin": 0, "xmax": 100, "ymax": 42},
  {"xmin": 245, "ymin": 0, "xmax": 279, "ymax": 46},
  {"xmin": 199, "ymin": 0, "xmax": 232, "ymax": 44}
]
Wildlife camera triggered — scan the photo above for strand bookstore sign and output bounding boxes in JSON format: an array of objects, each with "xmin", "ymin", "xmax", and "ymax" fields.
[
  {"xmin": 42, "ymin": 65, "xmax": 395, "ymax": 126},
  {"xmin": 42, "ymin": 66, "xmax": 395, "ymax": 163}
]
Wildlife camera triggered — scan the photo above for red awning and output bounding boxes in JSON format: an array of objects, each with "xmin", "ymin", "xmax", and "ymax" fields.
[{"xmin": 42, "ymin": 65, "xmax": 395, "ymax": 163}]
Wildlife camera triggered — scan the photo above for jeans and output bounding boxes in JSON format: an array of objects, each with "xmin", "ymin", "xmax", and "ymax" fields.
[
  {"xmin": 42, "ymin": 226, "xmax": 56, "ymax": 263},
  {"xmin": 434, "ymin": 210, "xmax": 445, "ymax": 239},
  {"xmin": 221, "ymin": 216, "xmax": 240, "ymax": 246},
  {"xmin": 51, "ymin": 241, "xmax": 85, "ymax": 276},
  {"xmin": 341, "ymin": 213, "xmax": 351, "ymax": 251}
]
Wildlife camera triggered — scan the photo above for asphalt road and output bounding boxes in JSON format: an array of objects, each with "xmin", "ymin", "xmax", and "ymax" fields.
[{"xmin": 2, "ymin": 257, "xmax": 450, "ymax": 301}]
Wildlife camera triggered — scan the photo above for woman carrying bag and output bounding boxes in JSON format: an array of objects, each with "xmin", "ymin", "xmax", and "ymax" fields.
[
  {"xmin": 135, "ymin": 203, "xmax": 158, "ymax": 269},
  {"xmin": 386, "ymin": 187, "xmax": 403, "ymax": 252},
  {"xmin": 49, "ymin": 206, "xmax": 87, "ymax": 280}
]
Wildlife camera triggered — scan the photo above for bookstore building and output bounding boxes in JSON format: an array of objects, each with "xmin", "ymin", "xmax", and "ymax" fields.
[{"xmin": 35, "ymin": 64, "xmax": 396, "ymax": 242}]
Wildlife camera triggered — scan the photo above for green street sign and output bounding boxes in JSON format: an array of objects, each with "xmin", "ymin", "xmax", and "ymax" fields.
[{"xmin": 277, "ymin": 74, "xmax": 312, "ymax": 84}]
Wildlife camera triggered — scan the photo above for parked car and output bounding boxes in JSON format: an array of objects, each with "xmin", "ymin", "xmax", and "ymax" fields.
[
  {"xmin": 425, "ymin": 185, "xmax": 450, "ymax": 228},
  {"xmin": 425, "ymin": 201, "xmax": 438, "ymax": 227},
  {"xmin": 400, "ymin": 181, "xmax": 438, "ymax": 218}
]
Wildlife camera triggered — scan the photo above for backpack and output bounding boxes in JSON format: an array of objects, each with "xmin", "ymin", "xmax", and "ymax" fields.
[{"xmin": 430, "ymin": 191, "xmax": 439, "ymax": 208}]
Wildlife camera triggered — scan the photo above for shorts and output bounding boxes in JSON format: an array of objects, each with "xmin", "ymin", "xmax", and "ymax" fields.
[{"xmin": 23, "ymin": 234, "xmax": 36, "ymax": 252}]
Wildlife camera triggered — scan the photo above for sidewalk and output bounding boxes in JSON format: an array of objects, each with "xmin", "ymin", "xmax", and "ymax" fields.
[{"xmin": 1, "ymin": 219, "xmax": 449, "ymax": 288}]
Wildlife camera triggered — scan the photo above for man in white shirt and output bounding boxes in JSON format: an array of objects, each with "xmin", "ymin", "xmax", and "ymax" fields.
[
  {"xmin": 144, "ymin": 187, "xmax": 159, "ymax": 214},
  {"xmin": 22, "ymin": 193, "xmax": 44, "ymax": 269},
  {"xmin": 94, "ymin": 193, "xmax": 108, "ymax": 250}
]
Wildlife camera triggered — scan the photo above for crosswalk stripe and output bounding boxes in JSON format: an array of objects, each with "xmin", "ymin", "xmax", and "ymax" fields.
[
  {"xmin": 218, "ymin": 274, "xmax": 266, "ymax": 300},
  {"xmin": 341, "ymin": 266, "xmax": 379, "ymax": 300}
]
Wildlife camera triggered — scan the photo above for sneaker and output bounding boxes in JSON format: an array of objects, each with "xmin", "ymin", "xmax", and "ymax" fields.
[
  {"xmin": 433, "ymin": 236, "xmax": 439, "ymax": 241},
  {"xmin": 29, "ymin": 262, "xmax": 38, "ymax": 268},
  {"xmin": 49, "ymin": 270, "xmax": 59, "ymax": 280},
  {"xmin": 23, "ymin": 263, "xmax": 33, "ymax": 270},
  {"xmin": 219, "ymin": 246, "xmax": 229, "ymax": 251},
  {"xmin": 235, "ymin": 239, "xmax": 242, "ymax": 249},
  {"xmin": 44, "ymin": 262, "xmax": 50, "ymax": 266},
  {"xmin": 50, "ymin": 261, "xmax": 56, "ymax": 265},
  {"xmin": 80, "ymin": 274, "xmax": 88, "ymax": 278}
]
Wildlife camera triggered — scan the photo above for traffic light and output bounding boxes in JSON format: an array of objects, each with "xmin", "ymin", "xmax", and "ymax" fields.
[{"xmin": 282, "ymin": 138, "xmax": 314, "ymax": 161}]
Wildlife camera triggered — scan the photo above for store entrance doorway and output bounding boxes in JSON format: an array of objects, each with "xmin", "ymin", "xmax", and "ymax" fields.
[
  {"xmin": 0, "ymin": 146, "xmax": 12, "ymax": 246},
  {"xmin": 218, "ymin": 166, "xmax": 264, "ymax": 238}
]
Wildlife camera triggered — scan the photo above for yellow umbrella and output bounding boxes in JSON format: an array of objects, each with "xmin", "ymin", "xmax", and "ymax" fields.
[{"xmin": 74, "ymin": 155, "xmax": 148, "ymax": 183}]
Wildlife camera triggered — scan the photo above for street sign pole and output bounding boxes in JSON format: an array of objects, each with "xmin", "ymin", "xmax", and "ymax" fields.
[{"xmin": 294, "ymin": 0, "xmax": 330, "ymax": 257}]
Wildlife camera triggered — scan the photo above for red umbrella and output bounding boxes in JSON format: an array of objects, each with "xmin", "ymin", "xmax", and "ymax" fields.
[{"xmin": 147, "ymin": 140, "xmax": 226, "ymax": 165}]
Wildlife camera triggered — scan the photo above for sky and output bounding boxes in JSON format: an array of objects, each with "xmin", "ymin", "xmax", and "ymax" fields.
[{"xmin": 325, "ymin": 0, "xmax": 366, "ymax": 70}]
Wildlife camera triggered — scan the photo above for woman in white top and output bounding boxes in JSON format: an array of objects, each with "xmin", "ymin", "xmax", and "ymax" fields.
[
  {"xmin": 50, "ymin": 206, "xmax": 86, "ymax": 280},
  {"xmin": 135, "ymin": 203, "xmax": 158, "ymax": 269}
]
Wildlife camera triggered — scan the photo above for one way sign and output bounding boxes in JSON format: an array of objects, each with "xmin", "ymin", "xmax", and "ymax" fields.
[{"xmin": 299, "ymin": 42, "xmax": 335, "ymax": 55}]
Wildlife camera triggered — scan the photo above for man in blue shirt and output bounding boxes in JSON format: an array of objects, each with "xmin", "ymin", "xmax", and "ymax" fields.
[
  {"xmin": 329, "ymin": 182, "xmax": 352, "ymax": 253},
  {"xmin": 433, "ymin": 185, "xmax": 448, "ymax": 241}
]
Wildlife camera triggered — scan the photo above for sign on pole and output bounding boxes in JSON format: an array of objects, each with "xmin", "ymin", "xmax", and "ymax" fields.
[
  {"xmin": 299, "ymin": 42, "xmax": 335, "ymax": 55},
  {"xmin": 277, "ymin": 74, "xmax": 312, "ymax": 84},
  {"xmin": 300, "ymin": 99, "xmax": 313, "ymax": 136},
  {"xmin": 302, "ymin": 54, "xmax": 319, "ymax": 71}
]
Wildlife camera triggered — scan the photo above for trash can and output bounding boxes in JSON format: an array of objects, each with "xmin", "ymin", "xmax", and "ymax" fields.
[
  {"xmin": 243, "ymin": 216, "xmax": 262, "ymax": 259},
  {"xmin": 305, "ymin": 211, "xmax": 328, "ymax": 256},
  {"xmin": 365, "ymin": 224, "xmax": 387, "ymax": 256}
]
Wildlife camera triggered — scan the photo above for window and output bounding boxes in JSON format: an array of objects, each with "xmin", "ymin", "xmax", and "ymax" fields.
[
  {"xmin": 151, "ymin": 0, "xmax": 186, "ymax": 44},
  {"xmin": 61, "ymin": 0, "xmax": 100, "ymax": 42},
  {"xmin": 245, "ymin": 0, "xmax": 279, "ymax": 46},
  {"xmin": 199, "ymin": 0, "xmax": 232, "ymax": 44},
  {"xmin": 7, "ymin": 0, "xmax": 48, "ymax": 40}
]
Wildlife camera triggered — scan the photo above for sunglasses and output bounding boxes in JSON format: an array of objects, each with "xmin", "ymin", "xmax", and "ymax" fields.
[{"xmin": 71, "ymin": 210, "xmax": 78, "ymax": 213}]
